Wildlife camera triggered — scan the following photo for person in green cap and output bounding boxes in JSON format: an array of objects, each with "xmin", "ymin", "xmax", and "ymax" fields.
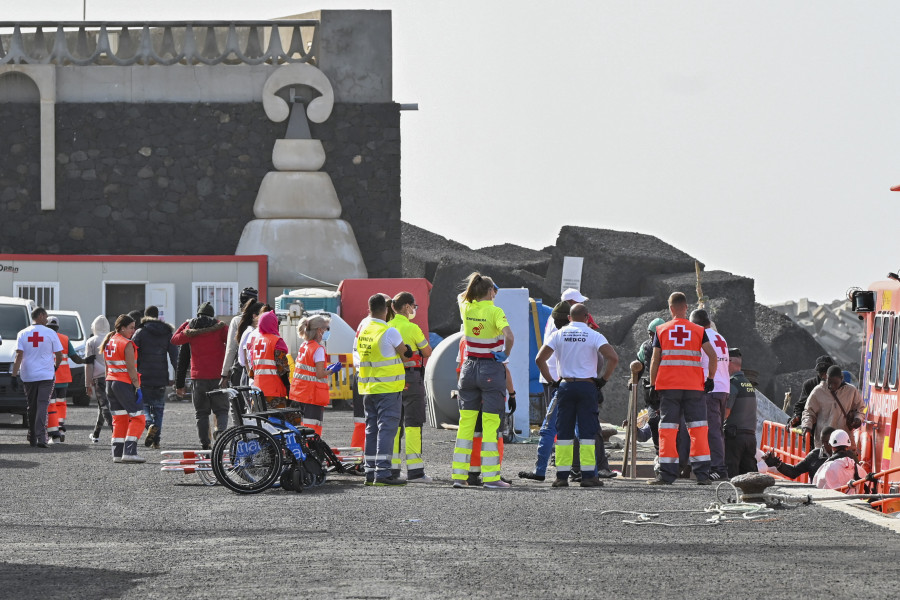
[{"xmin": 635, "ymin": 317, "xmax": 667, "ymax": 451}]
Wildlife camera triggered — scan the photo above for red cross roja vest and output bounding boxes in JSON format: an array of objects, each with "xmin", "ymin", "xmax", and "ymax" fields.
[
  {"xmin": 250, "ymin": 332, "xmax": 286, "ymax": 398},
  {"xmin": 55, "ymin": 332, "xmax": 72, "ymax": 384},
  {"xmin": 289, "ymin": 340, "xmax": 330, "ymax": 406},
  {"xmin": 655, "ymin": 318, "xmax": 705, "ymax": 391},
  {"xmin": 105, "ymin": 333, "xmax": 139, "ymax": 385}
]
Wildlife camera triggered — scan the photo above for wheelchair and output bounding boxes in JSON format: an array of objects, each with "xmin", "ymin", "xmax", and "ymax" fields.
[{"xmin": 206, "ymin": 386, "xmax": 353, "ymax": 495}]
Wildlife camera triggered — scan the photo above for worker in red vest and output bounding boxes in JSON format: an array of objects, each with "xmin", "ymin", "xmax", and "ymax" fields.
[
  {"xmin": 45, "ymin": 316, "xmax": 83, "ymax": 443},
  {"xmin": 102, "ymin": 314, "xmax": 147, "ymax": 463},
  {"xmin": 289, "ymin": 314, "xmax": 341, "ymax": 435},
  {"xmin": 648, "ymin": 292, "xmax": 718, "ymax": 485},
  {"xmin": 249, "ymin": 311, "xmax": 295, "ymax": 420}
]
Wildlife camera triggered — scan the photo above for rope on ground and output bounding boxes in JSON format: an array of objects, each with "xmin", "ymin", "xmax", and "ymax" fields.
[{"xmin": 599, "ymin": 482, "xmax": 775, "ymax": 527}]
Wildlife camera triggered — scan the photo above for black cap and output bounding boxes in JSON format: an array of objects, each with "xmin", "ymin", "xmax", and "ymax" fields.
[
  {"xmin": 728, "ymin": 347, "xmax": 742, "ymax": 358},
  {"xmin": 815, "ymin": 355, "xmax": 835, "ymax": 372}
]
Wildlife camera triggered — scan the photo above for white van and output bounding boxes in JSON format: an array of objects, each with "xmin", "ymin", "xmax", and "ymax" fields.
[
  {"xmin": 47, "ymin": 309, "xmax": 89, "ymax": 406},
  {"xmin": 0, "ymin": 296, "xmax": 38, "ymax": 425}
]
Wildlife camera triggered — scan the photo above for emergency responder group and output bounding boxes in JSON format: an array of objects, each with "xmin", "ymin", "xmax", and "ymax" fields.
[{"xmin": 16, "ymin": 278, "xmax": 850, "ymax": 489}]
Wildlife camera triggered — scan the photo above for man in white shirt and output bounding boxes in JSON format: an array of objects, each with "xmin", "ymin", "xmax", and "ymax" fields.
[
  {"xmin": 536, "ymin": 303, "xmax": 618, "ymax": 488},
  {"xmin": 12, "ymin": 307, "xmax": 63, "ymax": 448},
  {"xmin": 691, "ymin": 309, "xmax": 730, "ymax": 480}
]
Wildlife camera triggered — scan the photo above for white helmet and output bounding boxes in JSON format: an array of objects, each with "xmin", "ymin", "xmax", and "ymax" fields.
[{"xmin": 829, "ymin": 429, "xmax": 851, "ymax": 448}]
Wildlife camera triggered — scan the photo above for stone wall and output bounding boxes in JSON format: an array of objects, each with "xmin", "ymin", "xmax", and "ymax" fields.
[{"xmin": 0, "ymin": 102, "xmax": 401, "ymax": 278}]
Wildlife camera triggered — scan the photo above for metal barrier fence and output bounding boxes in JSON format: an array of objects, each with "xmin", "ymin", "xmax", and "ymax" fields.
[{"xmin": 759, "ymin": 420, "xmax": 812, "ymax": 483}]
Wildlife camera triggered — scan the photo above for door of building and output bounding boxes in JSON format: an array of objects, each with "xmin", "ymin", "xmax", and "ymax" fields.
[
  {"xmin": 104, "ymin": 283, "xmax": 145, "ymax": 326},
  {"xmin": 146, "ymin": 283, "xmax": 176, "ymax": 326}
]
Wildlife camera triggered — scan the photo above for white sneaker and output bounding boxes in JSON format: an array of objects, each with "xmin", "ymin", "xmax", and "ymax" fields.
[
  {"xmin": 408, "ymin": 474, "xmax": 433, "ymax": 483},
  {"xmin": 121, "ymin": 454, "xmax": 147, "ymax": 464},
  {"xmin": 483, "ymin": 480, "xmax": 511, "ymax": 489},
  {"xmin": 89, "ymin": 434, "xmax": 100, "ymax": 444},
  {"xmin": 113, "ymin": 456, "xmax": 124, "ymax": 463}
]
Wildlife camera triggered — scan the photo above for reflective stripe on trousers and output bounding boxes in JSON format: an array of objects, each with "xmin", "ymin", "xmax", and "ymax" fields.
[{"xmin": 452, "ymin": 410, "xmax": 502, "ymax": 481}]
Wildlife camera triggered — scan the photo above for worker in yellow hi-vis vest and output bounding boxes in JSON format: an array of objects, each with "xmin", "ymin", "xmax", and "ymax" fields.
[
  {"xmin": 355, "ymin": 294, "xmax": 410, "ymax": 487},
  {"xmin": 452, "ymin": 272, "xmax": 514, "ymax": 489},
  {"xmin": 388, "ymin": 291, "xmax": 433, "ymax": 483}
]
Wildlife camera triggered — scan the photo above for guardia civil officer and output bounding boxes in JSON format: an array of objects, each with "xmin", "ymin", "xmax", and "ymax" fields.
[
  {"xmin": 536, "ymin": 303, "xmax": 618, "ymax": 488},
  {"xmin": 648, "ymin": 292, "xmax": 718, "ymax": 485}
]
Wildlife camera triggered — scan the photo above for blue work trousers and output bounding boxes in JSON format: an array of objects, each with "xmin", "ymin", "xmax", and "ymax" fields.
[{"xmin": 364, "ymin": 392, "xmax": 402, "ymax": 480}]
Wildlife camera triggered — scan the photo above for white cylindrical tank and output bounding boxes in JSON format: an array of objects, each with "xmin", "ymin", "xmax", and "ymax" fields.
[{"xmin": 425, "ymin": 331, "xmax": 462, "ymax": 428}]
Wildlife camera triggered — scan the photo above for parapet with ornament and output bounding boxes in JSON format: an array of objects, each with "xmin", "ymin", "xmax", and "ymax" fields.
[{"xmin": 0, "ymin": 10, "xmax": 400, "ymax": 281}]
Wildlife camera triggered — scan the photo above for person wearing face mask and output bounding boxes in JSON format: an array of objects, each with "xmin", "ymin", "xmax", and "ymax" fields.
[
  {"xmin": 801, "ymin": 365, "xmax": 864, "ymax": 448},
  {"xmin": 387, "ymin": 292, "xmax": 433, "ymax": 483},
  {"xmin": 289, "ymin": 314, "xmax": 341, "ymax": 435}
]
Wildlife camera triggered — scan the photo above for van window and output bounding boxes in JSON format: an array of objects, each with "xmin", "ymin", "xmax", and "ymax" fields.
[
  {"xmin": 53, "ymin": 315, "xmax": 84, "ymax": 342},
  {"xmin": 0, "ymin": 305, "xmax": 30, "ymax": 341}
]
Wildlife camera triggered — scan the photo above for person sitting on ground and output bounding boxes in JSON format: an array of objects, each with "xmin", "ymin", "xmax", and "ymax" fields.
[
  {"xmin": 812, "ymin": 429, "xmax": 869, "ymax": 491},
  {"xmin": 762, "ymin": 426, "xmax": 836, "ymax": 480}
]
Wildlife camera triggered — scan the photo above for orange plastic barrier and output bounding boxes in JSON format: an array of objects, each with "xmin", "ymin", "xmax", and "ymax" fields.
[{"xmin": 759, "ymin": 421, "xmax": 813, "ymax": 484}]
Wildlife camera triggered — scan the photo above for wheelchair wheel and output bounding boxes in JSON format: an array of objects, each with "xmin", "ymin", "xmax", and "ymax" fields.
[{"xmin": 212, "ymin": 425, "xmax": 282, "ymax": 494}]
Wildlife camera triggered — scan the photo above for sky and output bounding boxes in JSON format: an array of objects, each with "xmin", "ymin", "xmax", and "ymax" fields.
[{"xmin": 5, "ymin": 1, "xmax": 900, "ymax": 305}]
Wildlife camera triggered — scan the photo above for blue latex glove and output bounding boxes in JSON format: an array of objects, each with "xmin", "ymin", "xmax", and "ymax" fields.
[
  {"xmin": 492, "ymin": 351, "xmax": 507, "ymax": 362},
  {"xmin": 326, "ymin": 362, "xmax": 343, "ymax": 375},
  {"xmin": 135, "ymin": 389, "xmax": 143, "ymax": 406}
]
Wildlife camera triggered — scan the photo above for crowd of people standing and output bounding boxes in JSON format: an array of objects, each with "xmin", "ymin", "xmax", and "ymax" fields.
[{"xmin": 9, "ymin": 276, "xmax": 869, "ymax": 491}]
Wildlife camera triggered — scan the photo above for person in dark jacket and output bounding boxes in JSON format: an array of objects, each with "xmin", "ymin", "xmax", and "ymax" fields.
[
  {"xmin": 133, "ymin": 305, "xmax": 178, "ymax": 449},
  {"xmin": 762, "ymin": 426, "xmax": 836, "ymax": 480},
  {"xmin": 172, "ymin": 302, "xmax": 229, "ymax": 449},
  {"xmin": 789, "ymin": 355, "xmax": 835, "ymax": 427}
]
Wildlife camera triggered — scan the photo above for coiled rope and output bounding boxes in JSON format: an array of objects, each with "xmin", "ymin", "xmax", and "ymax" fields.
[{"xmin": 599, "ymin": 482, "xmax": 776, "ymax": 527}]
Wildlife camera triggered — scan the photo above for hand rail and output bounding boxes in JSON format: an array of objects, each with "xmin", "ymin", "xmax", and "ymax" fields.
[{"xmin": 759, "ymin": 420, "xmax": 812, "ymax": 483}]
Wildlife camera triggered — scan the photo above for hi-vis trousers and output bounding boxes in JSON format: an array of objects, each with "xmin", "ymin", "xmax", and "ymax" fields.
[
  {"xmin": 107, "ymin": 380, "xmax": 147, "ymax": 459},
  {"xmin": 452, "ymin": 359, "xmax": 505, "ymax": 483},
  {"xmin": 554, "ymin": 381, "xmax": 599, "ymax": 480},
  {"xmin": 392, "ymin": 368, "xmax": 428, "ymax": 478},
  {"xmin": 658, "ymin": 389, "xmax": 710, "ymax": 482}
]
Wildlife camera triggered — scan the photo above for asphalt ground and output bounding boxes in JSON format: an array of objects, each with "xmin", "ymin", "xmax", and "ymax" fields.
[{"xmin": 1, "ymin": 399, "xmax": 899, "ymax": 600}]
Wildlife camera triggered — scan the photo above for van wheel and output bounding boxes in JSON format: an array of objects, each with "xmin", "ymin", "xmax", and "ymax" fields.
[{"xmin": 72, "ymin": 394, "xmax": 91, "ymax": 407}]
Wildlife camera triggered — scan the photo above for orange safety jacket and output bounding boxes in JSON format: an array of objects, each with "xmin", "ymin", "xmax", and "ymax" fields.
[
  {"xmin": 105, "ymin": 333, "xmax": 139, "ymax": 385},
  {"xmin": 250, "ymin": 332, "xmax": 286, "ymax": 398},
  {"xmin": 55, "ymin": 332, "xmax": 72, "ymax": 384},
  {"xmin": 289, "ymin": 340, "xmax": 330, "ymax": 406},
  {"xmin": 655, "ymin": 318, "xmax": 705, "ymax": 391}
]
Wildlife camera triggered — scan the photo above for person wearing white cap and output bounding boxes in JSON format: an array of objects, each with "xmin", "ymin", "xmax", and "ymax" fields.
[
  {"xmin": 812, "ymin": 429, "xmax": 868, "ymax": 491},
  {"xmin": 560, "ymin": 289, "xmax": 600, "ymax": 330}
]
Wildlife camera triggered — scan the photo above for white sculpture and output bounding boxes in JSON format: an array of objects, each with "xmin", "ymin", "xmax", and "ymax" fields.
[{"xmin": 236, "ymin": 64, "xmax": 367, "ymax": 290}]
